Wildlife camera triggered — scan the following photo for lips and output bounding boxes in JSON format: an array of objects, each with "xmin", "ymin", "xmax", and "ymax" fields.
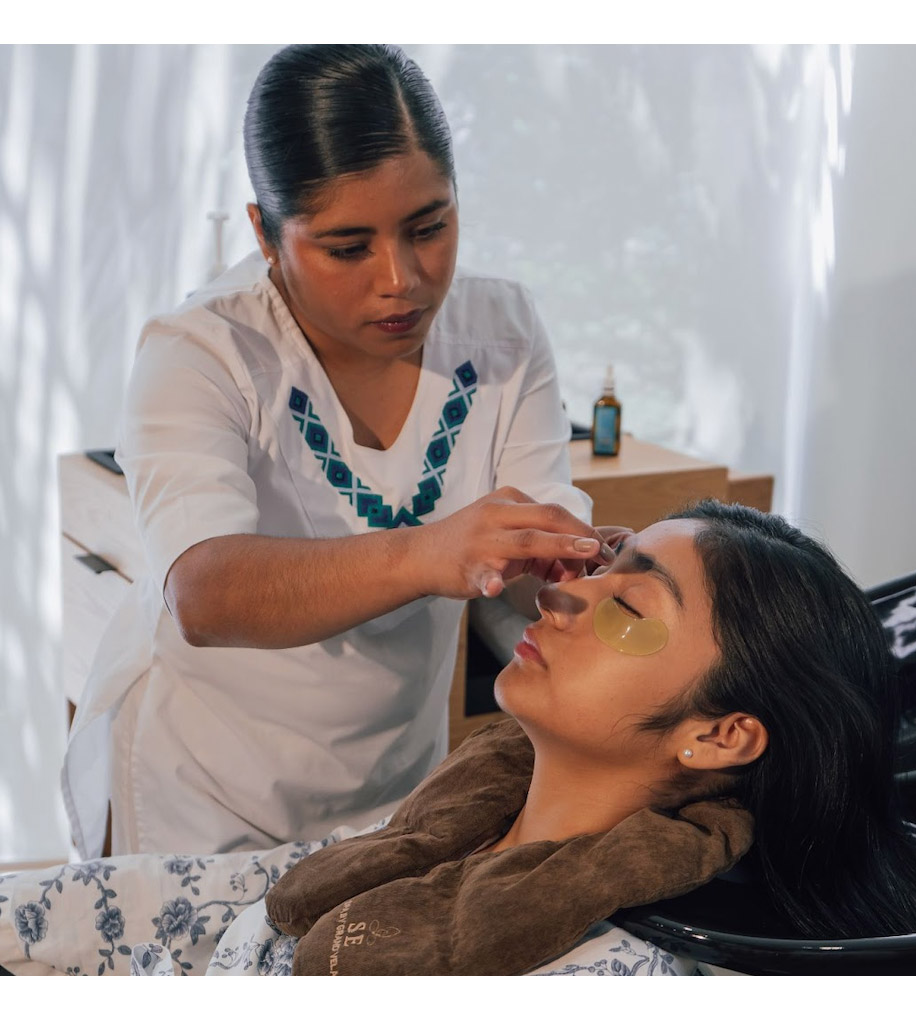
[
  {"xmin": 514, "ymin": 626, "xmax": 547, "ymax": 667},
  {"xmin": 371, "ymin": 308, "xmax": 425, "ymax": 334}
]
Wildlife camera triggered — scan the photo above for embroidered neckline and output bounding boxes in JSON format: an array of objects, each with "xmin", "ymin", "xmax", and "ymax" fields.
[{"xmin": 289, "ymin": 360, "xmax": 478, "ymax": 528}]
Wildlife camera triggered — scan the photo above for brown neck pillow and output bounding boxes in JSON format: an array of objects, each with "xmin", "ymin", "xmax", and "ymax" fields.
[{"xmin": 266, "ymin": 718, "xmax": 753, "ymax": 975}]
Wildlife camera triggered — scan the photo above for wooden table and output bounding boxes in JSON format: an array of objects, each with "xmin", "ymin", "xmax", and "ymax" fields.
[{"xmin": 570, "ymin": 435, "xmax": 772, "ymax": 529}]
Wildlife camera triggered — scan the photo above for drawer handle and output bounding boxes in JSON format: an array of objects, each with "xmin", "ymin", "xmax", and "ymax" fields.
[{"xmin": 75, "ymin": 552, "xmax": 117, "ymax": 575}]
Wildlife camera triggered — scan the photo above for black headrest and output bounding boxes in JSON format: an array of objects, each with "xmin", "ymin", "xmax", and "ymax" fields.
[{"xmin": 867, "ymin": 571, "xmax": 916, "ymax": 671}]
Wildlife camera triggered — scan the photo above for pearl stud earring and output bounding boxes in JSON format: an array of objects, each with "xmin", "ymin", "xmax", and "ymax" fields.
[
  {"xmin": 267, "ymin": 256, "xmax": 275, "ymax": 265},
  {"xmin": 682, "ymin": 749, "xmax": 694, "ymax": 759}
]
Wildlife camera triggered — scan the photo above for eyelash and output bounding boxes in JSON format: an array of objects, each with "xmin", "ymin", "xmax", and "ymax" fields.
[
  {"xmin": 326, "ymin": 221, "xmax": 448, "ymax": 261},
  {"xmin": 614, "ymin": 596, "xmax": 642, "ymax": 619}
]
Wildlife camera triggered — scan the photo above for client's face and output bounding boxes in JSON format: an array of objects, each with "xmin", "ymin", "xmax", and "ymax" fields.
[{"xmin": 495, "ymin": 519, "xmax": 718, "ymax": 765}]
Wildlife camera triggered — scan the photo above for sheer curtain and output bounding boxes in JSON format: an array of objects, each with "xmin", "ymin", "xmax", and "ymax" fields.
[{"xmin": 1, "ymin": 44, "xmax": 913, "ymax": 860}]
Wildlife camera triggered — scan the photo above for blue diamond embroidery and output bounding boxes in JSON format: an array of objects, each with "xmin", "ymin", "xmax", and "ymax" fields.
[
  {"xmin": 305, "ymin": 421, "xmax": 329, "ymax": 453},
  {"xmin": 425, "ymin": 437, "xmax": 450, "ymax": 469},
  {"xmin": 357, "ymin": 493, "xmax": 393, "ymax": 528},
  {"xmin": 413, "ymin": 477, "xmax": 442, "ymax": 517},
  {"xmin": 326, "ymin": 459, "xmax": 353, "ymax": 489},
  {"xmin": 442, "ymin": 396, "xmax": 468, "ymax": 428},
  {"xmin": 456, "ymin": 361, "xmax": 477, "ymax": 387},
  {"xmin": 288, "ymin": 360, "xmax": 477, "ymax": 528},
  {"xmin": 391, "ymin": 508, "xmax": 422, "ymax": 528},
  {"xmin": 356, "ymin": 492, "xmax": 383, "ymax": 518},
  {"xmin": 367, "ymin": 503, "xmax": 394, "ymax": 528}
]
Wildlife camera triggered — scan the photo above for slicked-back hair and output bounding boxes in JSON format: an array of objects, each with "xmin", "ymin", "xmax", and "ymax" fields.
[{"xmin": 243, "ymin": 44, "xmax": 455, "ymax": 246}]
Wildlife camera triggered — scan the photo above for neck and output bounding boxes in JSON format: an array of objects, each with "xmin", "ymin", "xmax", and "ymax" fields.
[{"xmin": 489, "ymin": 747, "xmax": 669, "ymax": 853}]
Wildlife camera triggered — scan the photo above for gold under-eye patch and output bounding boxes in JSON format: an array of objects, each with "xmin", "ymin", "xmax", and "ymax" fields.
[{"xmin": 593, "ymin": 597, "xmax": 668, "ymax": 656}]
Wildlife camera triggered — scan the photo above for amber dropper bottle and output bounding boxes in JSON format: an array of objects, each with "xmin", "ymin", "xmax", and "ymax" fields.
[{"xmin": 592, "ymin": 364, "xmax": 622, "ymax": 456}]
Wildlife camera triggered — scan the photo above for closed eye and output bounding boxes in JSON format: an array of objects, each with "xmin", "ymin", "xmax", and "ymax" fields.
[{"xmin": 614, "ymin": 596, "xmax": 642, "ymax": 619}]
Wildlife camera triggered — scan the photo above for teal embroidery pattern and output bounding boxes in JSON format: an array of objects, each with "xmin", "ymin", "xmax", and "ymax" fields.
[{"xmin": 289, "ymin": 360, "xmax": 478, "ymax": 528}]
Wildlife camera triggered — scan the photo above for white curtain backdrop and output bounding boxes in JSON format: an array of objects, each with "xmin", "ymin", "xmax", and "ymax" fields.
[{"xmin": 1, "ymin": 44, "xmax": 913, "ymax": 860}]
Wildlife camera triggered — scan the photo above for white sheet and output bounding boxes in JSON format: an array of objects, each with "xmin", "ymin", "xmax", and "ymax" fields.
[{"xmin": 0, "ymin": 820, "xmax": 698, "ymax": 977}]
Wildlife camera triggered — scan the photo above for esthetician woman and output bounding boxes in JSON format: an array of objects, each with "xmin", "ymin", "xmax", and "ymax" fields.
[{"xmin": 62, "ymin": 44, "xmax": 619, "ymax": 859}]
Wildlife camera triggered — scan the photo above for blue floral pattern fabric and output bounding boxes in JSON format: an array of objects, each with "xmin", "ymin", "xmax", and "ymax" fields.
[
  {"xmin": 0, "ymin": 823, "xmax": 699, "ymax": 977},
  {"xmin": 0, "ymin": 824, "xmax": 371, "ymax": 976},
  {"xmin": 529, "ymin": 920, "xmax": 695, "ymax": 976},
  {"xmin": 289, "ymin": 360, "xmax": 478, "ymax": 528}
]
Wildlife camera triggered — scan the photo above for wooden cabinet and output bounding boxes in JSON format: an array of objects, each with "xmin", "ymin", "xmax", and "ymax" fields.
[
  {"xmin": 59, "ymin": 454, "xmax": 140, "ymax": 718},
  {"xmin": 60, "ymin": 535, "xmax": 130, "ymax": 709},
  {"xmin": 571, "ymin": 435, "xmax": 772, "ymax": 529},
  {"xmin": 58, "ymin": 440, "xmax": 773, "ymax": 747}
]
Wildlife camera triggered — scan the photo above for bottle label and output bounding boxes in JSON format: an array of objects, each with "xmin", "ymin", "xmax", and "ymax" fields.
[{"xmin": 593, "ymin": 406, "xmax": 619, "ymax": 455}]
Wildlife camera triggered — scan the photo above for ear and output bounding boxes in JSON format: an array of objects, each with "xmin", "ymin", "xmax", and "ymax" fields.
[
  {"xmin": 675, "ymin": 713, "xmax": 768, "ymax": 771},
  {"xmin": 246, "ymin": 203, "xmax": 276, "ymax": 264}
]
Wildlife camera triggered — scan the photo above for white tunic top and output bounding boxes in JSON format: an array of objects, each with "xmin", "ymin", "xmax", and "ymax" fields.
[{"xmin": 61, "ymin": 253, "xmax": 592, "ymax": 859}]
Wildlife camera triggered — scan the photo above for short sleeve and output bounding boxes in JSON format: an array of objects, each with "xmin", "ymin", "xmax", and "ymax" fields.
[
  {"xmin": 494, "ymin": 289, "xmax": 593, "ymax": 524},
  {"xmin": 116, "ymin": 322, "xmax": 259, "ymax": 595}
]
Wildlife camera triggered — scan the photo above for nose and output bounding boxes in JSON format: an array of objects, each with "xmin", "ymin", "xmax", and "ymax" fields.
[
  {"xmin": 376, "ymin": 239, "xmax": 420, "ymax": 298},
  {"xmin": 535, "ymin": 583, "xmax": 590, "ymax": 630}
]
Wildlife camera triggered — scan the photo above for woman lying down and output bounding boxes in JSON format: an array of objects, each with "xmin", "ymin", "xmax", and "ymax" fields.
[{"xmin": 3, "ymin": 500, "xmax": 915, "ymax": 976}]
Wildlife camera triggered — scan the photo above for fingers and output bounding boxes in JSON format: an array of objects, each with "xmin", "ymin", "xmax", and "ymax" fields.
[
  {"xmin": 477, "ymin": 504, "xmax": 620, "ymax": 592},
  {"xmin": 543, "ymin": 524, "xmax": 636, "ymax": 580},
  {"xmin": 488, "ymin": 486, "xmax": 536, "ymax": 505},
  {"xmin": 450, "ymin": 495, "xmax": 631, "ymax": 602},
  {"xmin": 495, "ymin": 529, "xmax": 605, "ymax": 564},
  {"xmin": 595, "ymin": 524, "xmax": 634, "ymax": 547},
  {"xmin": 582, "ymin": 523, "xmax": 634, "ymax": 573},
  {"xmin": 470, "ymin": 536, "xmax": 597, "ymax": 600},
  {"xmin": 519, "ymin": 558, "xmax": 565, "ymax": 584},
  {"xmin": 476, "ymin": 570, "xmax": 506, "ymax": 599},
  {"xmin": 549, "ymin": 561, "xmax": 590, "ymax": 582},
  {"xmin": 486, "ymin": 500, "xmax": 611, "ymax": 549}
]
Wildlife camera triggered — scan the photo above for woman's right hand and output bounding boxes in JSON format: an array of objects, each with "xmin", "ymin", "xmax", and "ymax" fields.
[{"xmin": 408, "ymin": 487, "xmax": 615, "ymax": 600}]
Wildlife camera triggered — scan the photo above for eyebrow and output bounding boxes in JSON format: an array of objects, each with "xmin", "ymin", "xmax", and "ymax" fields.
[
  {"xmin": 615, "ymin": 537, "xmax": 685, "ymax": 609},
  {"xmin": 310, "ymin": 198, "xmax": 452, "ymax": 240}
]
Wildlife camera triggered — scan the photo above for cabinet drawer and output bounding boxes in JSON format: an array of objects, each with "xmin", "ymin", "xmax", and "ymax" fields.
[
  {"xmin": 61, "ymin": 534, "xmax": 132, "ymax": 707},
  {"xmin": 58, "ymin": 453, "xmax": 143, "ymax": 582}
]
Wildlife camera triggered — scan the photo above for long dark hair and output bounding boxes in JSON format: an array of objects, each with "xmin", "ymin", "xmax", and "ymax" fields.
[
  {"xmin": 243, "ymin": 44, "xmax": 455, "ymax": 246},
  {"xmin": 645, "ymin": 500, "xmax": 916, "ymax": 938}
]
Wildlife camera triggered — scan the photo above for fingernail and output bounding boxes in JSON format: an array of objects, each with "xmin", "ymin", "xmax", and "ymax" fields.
[
  {"xmin": 573, "ymin": 538, "xmax": 599, "ymax": 553},
  {"xmin": 599, "ymin": 542, "xmax": 615, "ymax": 561}
]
